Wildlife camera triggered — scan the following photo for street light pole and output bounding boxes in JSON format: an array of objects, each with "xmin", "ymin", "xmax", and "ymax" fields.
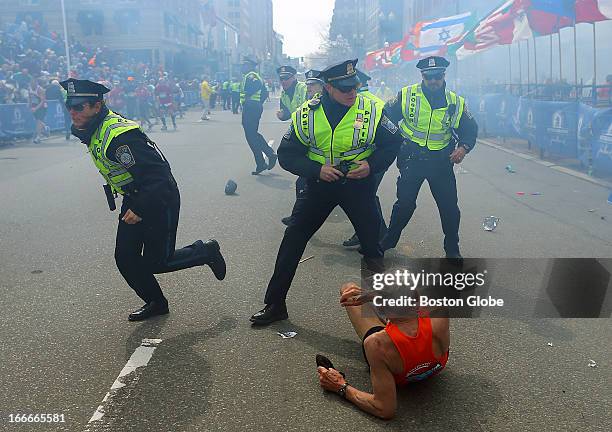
[{"xmin": 60, "ymin": 0, "xmax": 71, "ymax": 77}]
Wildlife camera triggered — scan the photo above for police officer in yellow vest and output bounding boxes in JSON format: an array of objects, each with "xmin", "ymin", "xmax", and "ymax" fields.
[
  {"xmin": 276, "ymin": 65, "xmax": 307, "ymax": 121},
  {"xmin": 343, "ymin": 69, "xmax": 388, "ymax": 248},
  {"xmin": 250, "ymin": 59, "xmax": 402, "ymax": 325},
  {"xmin": 281, "ymin": 69, "xmax": 325, "ymax": 227},
  {"xmin": 380, "ymin": 56, "xmax": 478, "ymax": 259},
  {"xmin": 230, "ymin": 78, "xmax": 241, "ymax": 114},
  {"xmin": 60, "ymin": 78, "xmax": 227, "ymax": 321},
  {"xmin": 240, "ymin": 57, "xmax": 277, "ymax": 175}
]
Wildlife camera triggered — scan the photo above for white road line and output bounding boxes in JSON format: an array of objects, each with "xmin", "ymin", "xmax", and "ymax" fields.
[{"xmin": 85, "ymin": 338, "xmax": 162, "ymax": 428}]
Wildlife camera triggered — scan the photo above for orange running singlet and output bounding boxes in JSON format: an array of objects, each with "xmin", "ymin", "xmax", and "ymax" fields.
[{"xmin": 384, "ymin": 316, "xmax": 449, "ymax": 386}]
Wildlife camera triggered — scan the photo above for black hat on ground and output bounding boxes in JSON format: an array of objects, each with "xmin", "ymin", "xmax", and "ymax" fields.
[
  {"xmin": 224, "ymin": 180, "xmax": 238, "ymax": 195},
  {"xmin": 320, "ymin": 59, "xmax": 360, "ymax": 87},
  {"xmin": 60, "ymin": 78, "xmax": 109, "ymax": 107},
  {"xmin": 416, "ymin": 56, "xmax": 450, "ymax": 76},
  {"xmin": 277, "ymin": 65, "xmax": 297, "ymax": 79},
  {"xmin": 305, "ymin": 69, "xmax": 323, "ymax": 84}
]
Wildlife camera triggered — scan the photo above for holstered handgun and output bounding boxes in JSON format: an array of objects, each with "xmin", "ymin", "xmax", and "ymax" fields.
[{"xmin": 103, "ymin": 184, "xmax": 116, "ymax": 211}]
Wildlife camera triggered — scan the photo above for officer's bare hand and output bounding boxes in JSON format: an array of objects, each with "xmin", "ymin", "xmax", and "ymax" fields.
[
  {"xmin": 276, "ymin": 110, "xmax": 284, "ymax": 120},
  {"xmin": 450, "ymin": 147, "xmax": 467, "ymax": 164},
  {"xmin": 122, "ymin": 209, "xmax": 142, "ymax": 224},
  {"xmin": 320, "ymin": 165, "xmax": 343, "ymax": 182},
  {"xmin": 346, "ymin": 160, "xmax": 370, "ymax": 179}
]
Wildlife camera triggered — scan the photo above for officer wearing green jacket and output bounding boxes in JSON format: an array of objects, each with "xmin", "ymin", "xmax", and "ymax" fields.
[
  {"xmin": 60, "ymin": 78, "xmax": 226, "ymax": 321},
  {"xmin": 230, "ymin": 78, "xmax": 241, "ymax": 114},
  {"xmin": 250, "ymin": 59, "xmax": 402, "ymax": 325},
  {"xmin": 240, "ymin": 57, "xmax": 277, "ymax": 175},
  {"xmin": 276, "ymin": 65, "xmax": 307, "ymax": 121},
  {"xmin": 380, "ymin": 56, "xmax": 478, "ymax": 259},
  {"xmin": 342, "ymin": 69, "xmax": 388, "ymax": 248}
]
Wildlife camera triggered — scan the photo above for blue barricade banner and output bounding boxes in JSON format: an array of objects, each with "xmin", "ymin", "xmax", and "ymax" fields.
[
  {"xmin": 539, "ymin": 101, "xmax": 578, "ymax": 158},
  {"xmin": 45, "ymin": 100, "xmax": 67, "ymax": 131},
  {"xmin": 589, "ymin": 108, "xmax": 612, "ymax": 174},
  {"xmin": 183, "ymin": 91, "xmax": 200, "ymax": 106},
  {"xmin": 0, "ymin": 103, "xmax": 36, "ymax": 137},
  {"xmin": 577, "ymin": 104, "xmax": 600, "ymax": 167}
]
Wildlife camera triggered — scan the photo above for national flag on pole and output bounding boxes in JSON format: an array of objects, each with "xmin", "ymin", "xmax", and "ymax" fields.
[
  {"xmin": 576, "ymin": 0, "xmax": 612, "ymax": 22},
  {"xmin": 364, "ymin": 41, "xmax": 404, "ymax": 71},
  {"xmin": 526, "ymin": 0, "xmax": 575, "ymax": 34},
  {"xmin": 454, "ymin": 1, "xmax": 533, "ymax": 59},
  {"xmin": 412, "ymin": 12, "xmax": 475, "ymax": 58}
]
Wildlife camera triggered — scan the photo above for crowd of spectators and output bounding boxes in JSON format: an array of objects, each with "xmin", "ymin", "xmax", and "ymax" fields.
[{"xmin": 0, "ymin": 15, "xmax": 206, "ymax": 110}]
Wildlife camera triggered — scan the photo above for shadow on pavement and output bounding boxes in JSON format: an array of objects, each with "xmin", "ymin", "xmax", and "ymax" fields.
[{"xmin": 96, "ymin": 316, "xmax": 238, "ymax": 431}]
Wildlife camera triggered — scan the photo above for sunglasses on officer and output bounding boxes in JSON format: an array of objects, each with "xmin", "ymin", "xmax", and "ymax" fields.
[
  {"xmin": 422, "ymin": 72, "xmax": 445, "ymax": 81},
  {"xmin": 332, "ymin": 84, "xmax": 359, "ymax": 94},
  {"xmin": 65, "ymin": 102, "xmax": 88, "ymax": 112}
]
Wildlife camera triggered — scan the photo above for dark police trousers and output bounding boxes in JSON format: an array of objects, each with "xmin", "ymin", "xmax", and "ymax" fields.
[
  {"xmin": 241, "ymin": 100, "xmax": 275, "ymax": 168},
  {"xmin": 231, "ymin": 92, "xmax": 240, "ymax": 114},
  {"xmin": 114, "ymin": 189, "xmax": 214, "ymax": 304},
  {"xmin": 264, "ymin": 176, "xmax": 383, "ymax": 305},
  {"xmin": 382, "ymin": 155, "xmax": 461, "ymax": 255}
]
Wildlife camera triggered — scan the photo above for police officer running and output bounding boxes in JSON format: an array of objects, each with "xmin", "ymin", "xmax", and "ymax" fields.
[
  {"xmin": 61, "ymin": 78, "xmax": 227, "ymax": 321},
  {"xmin": 343, "ymin": 69, "xmax": 388, "ymax": 248},
  {"xmin": 240, "ymin": 58, "xmax": 277, "ymax": 175},
  {"xmin": 276, "ymin": 65, "xmax": 307, "ymax": 121},
  {"xmin": 379, "ymin": 56, "xmax": 478, "ymax": 259},
  {"xmin": 250, "ymin": 59, "xmax": 402, "ymax": 325}
]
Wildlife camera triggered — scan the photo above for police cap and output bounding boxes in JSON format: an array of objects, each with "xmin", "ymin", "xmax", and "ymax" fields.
[
  {"xmin": 320, "ymin": 59, "xmax": 359, "ymax": 87},
  {"xmin": 355, "ymin": 69, "xmax": 371, "ymax": 84},
  {"xmin": 277, "ymin": 65, "xmax": 297, "ymax": 79},
  {"xmin": 416, "ymin": 56, "xmax": 450, "ymax": 76},
  {"xmin": 60, "ymin": 78, "xmax": 109, "ymax": 107},
  {"xmin": 305, "ymin": 69, "xmax": 323, "ymax": 85}
]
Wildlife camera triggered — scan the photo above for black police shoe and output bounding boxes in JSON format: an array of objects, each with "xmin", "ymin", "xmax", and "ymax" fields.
[
  {"xmin": 342, "ymin": 233, "xmax": 360, "ymax": 248},
  {"xmin": 267, "ymin": 154, "xmax": 278, "ymax": 170},
  {"xmin": 445, "ymin": 251, "xmax": 464, "ymax": 266},
  {"xmin": 251, "ymin": 165, "xmax": 267, "ymax": 175},
  {"xmin": 128, "ymin": 301, "xmax": 169, "ymax": 322},
  {"xmin": 281, "ymin": 216, "xmax": 293, "ymax": 226},
  {"xmin": 250, "ymin": 303, "xmax": 288, "ymax": 326},
  {"xmin": 197, "ymin": 239, "xmax": 226, "ymax": 280}
]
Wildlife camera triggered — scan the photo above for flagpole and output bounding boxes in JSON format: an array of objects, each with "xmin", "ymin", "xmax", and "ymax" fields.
[
  {"xmin": 518, "ymin": 42, "xmax": 523, "ymax": 95},
  {"xmin": 60, "ymin": 0, "xmax": 71, "ymax": 76},
  {"xmin": 573, "ymin": 24, "xmax": 579, "ymax": 101},
  {"xmin": 526, "ymin": 39, "xmax": 531, "ymax": 96},
  {"xmin": 533, "ymin": 36, "xmax": 538, "ymax": 95},
  {"xmin": 593, "ymin": 22, "xmax": 597, "ymax": 100},
  {"xmin": 549, "ymin": 33, "xmax": 553, "ymax": 80},
  {"xmin": 508, "ymin": 45, "xmax": 512, "ymax": 87},
  {"xmin": 558, "ymin": 30, "xmax": 563, "ymax": 81}
]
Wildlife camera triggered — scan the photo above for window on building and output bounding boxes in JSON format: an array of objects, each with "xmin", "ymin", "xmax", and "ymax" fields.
[
  {"xmin": 115, "ymin": 9, "xmax": 140, "ymax": 35},
  {"xmin": 77, "ymin": 10, "xmax": 104, "ymax": 36}
]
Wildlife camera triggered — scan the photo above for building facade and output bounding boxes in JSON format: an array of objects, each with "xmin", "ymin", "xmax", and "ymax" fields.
[{"xmin": 0, "ymin": 0, "xmax": 207, "ymax": 72}]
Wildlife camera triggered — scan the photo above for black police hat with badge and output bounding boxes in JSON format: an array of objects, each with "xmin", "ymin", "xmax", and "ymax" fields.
[
  {"xmin": 305, "ymin": 69, "xmax": 323, "ymax": 85},
  {"xmin": 60, "ymin": 78, "xmax": 110, "ymax": 107},
  {"xmin": 416, "ymin": 56, "xmax": 450, "ymax": 77},
  {"xmin": 320, "ymin": 59, "xmax": 360, "ymax": 87},
  {"xmin": 277, "ymin": 65, "xmax": 297, "ymax": 79}
]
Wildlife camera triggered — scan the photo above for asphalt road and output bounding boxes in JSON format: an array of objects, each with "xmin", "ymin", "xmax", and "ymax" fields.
[{"xmin": 0, "ymin": 101, "xmax": 610, "ymax": 432}]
